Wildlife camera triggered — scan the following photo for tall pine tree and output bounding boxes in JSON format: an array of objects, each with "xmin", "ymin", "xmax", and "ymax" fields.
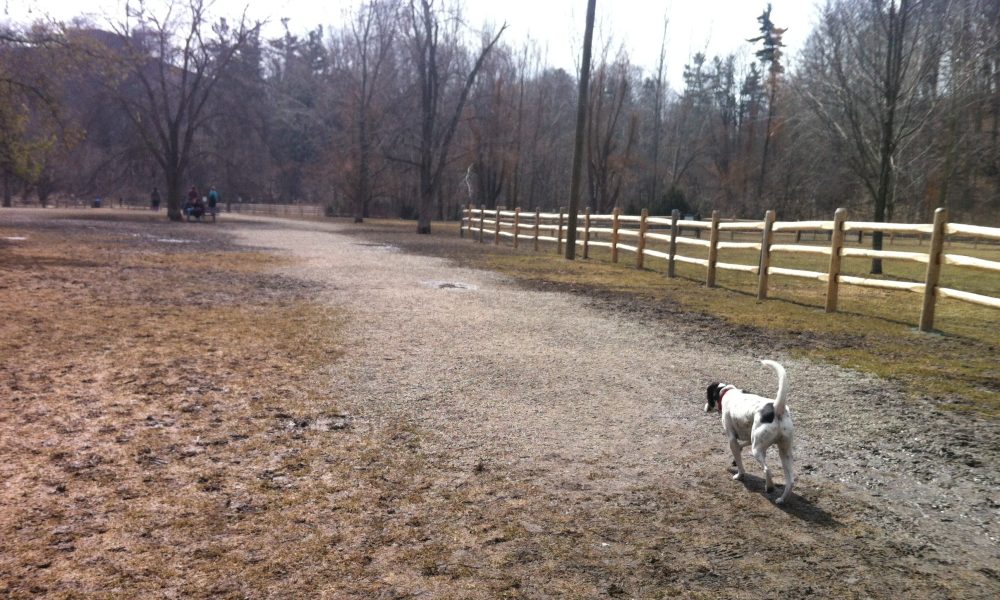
[{"xmin": 747, "ymin": 3, "xmax": 786, "ymax": 204}]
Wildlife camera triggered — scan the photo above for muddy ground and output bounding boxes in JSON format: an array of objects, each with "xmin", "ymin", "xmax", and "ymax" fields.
[{"xmin": 1, "ymin": 210, "xmax": 997, "ymax": 598}]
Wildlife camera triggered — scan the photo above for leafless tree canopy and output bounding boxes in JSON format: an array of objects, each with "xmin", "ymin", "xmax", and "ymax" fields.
[{"xmin": 2, "ymin": 0, "xmax": 998, "ymax": 227}]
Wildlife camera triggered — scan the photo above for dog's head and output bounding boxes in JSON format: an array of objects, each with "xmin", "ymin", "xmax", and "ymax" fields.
[{"xmin": 705, "ymin": 382, "xmax": 724, "ymax": 413}]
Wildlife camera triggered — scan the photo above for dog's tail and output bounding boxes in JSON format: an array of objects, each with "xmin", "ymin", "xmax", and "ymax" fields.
[{"xmin": 760, "ymin": 360, "xmax": 788, "ymax": 417}]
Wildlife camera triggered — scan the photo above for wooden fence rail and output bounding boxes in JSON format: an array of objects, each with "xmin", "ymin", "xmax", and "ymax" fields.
[
  {"xmin": 460, "ymin": 204, "xmax": 1000, "ymax": 332},
  {"xmin": 230, "ymin": 203, "xmax": 325, "ymax": 217}
]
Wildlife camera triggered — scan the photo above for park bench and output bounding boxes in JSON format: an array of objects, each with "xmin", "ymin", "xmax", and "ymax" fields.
[{"xmin": 185, "ymin": 204, "xmax": 217, "ymax": 223}]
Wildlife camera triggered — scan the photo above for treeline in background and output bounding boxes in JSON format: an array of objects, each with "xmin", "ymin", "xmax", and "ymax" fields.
[{"xmin": 1, "ymin": 0, "xmax": 998, "ymax": 229}]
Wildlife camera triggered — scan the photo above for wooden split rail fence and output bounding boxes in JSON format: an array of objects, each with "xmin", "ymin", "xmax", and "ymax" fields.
[
  {"xmin": 230, "ymin": 203, "xmax": 325, "ymax": 217},
  {"xmin": 460, "ymin": 205, "xmax": 1000, "ymax": 332}
]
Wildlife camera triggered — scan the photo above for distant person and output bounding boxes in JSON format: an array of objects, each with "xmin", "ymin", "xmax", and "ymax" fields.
[
  {"xmin": 151, "ymin": 187, "xmax": 161, "ymax": 211},
  {"xmin": 184, "ymin": 185, "xmax": 199, "ymax": 217},
  {"xmin": 207, "ymin": 186, "xmax": 219, "ymax": 217},
  {"xmin": 186, "ymin": 195, "xmax": 205, "ymax": 220}
]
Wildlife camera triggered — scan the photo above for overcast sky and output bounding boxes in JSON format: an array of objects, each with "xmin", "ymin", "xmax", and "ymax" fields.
[{"xmin": 6, "ymin": 0, "xmax": 822, "ymax": 88}]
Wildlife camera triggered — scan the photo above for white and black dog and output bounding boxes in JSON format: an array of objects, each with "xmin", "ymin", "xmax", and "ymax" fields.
[{"xmin": 705, "ymin": 360, "xmax": 794, "ymax": 504}]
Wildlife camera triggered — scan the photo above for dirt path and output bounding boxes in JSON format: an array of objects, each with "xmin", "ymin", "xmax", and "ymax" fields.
[{"xmin": 231, "ymin": 217, "xmax": 997, "ymax": 598}]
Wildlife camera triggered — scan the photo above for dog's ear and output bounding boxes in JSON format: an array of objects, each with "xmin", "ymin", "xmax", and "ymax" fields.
[{"xmin": 705, "ymin": 383, "xmax": 720, "ymax": 412}]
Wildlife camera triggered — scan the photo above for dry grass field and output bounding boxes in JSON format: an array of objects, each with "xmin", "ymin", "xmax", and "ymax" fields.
[
  {"xmin": 1, "ymin": 209, "xmax": 997, "ymax": 599},
  {"xmin": 0, "ymin": 212, "xmax": 350, "ymax": 596}
]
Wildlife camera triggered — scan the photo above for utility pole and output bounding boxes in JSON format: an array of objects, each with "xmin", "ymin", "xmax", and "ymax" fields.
[{"xmin": 564, "ymin": 0, "xmax": 597, "ymax": 259}]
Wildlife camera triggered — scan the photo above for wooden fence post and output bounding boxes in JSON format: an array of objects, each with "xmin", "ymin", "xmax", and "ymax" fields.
[
  {"xmin": 668, "ymin": 209, "xmax": 680, "ymax": 278},
  {"xmin": 583, "ymin": 206, "xmax": 592, "ymax": 259},
  {"xmin": 611, "ymin": 207, "xmax": 621, "ymax": 263},
  {"xmin": 637, "ymin": 208, "xmax": 648, "ymax": 269},
  {"xmin": 557, "ymin": 207, "xmax": 565, "ymax": 254},
  {"xmin": 494, "ymin": 206, "xmax": 503, "ymax": 245},
  {"xmin": 707, "ymin": 210, "xmax": 721, "ymax": 287},
  {"xmin": 825, "ymin": 208, "xmax": 848, "ymax": 313},
  {"xmin": 756, "ymin": 210, "xmax": 776, "ymax": 300},
  {"xmin": 513, "ymin": 207, "xmax": 521, "ymax": 249},
  {"xmin": 479, "ymin": 204, "xmax": 485, "ymax": 243},
  {"xmin": 919, "ymin": 207, "xmax": 948, "ymax": 332},
  {"xmin": 533, "ymin": 207, "xmax": 541, "ymax": 251}
]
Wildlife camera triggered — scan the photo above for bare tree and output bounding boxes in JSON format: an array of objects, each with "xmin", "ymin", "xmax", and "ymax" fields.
[
  {"xmin": 404, "ymin": 0, "xmax": 505, "ymax": 234},
  {"xmin": 102, "ymin": 0, "xmax": 260, "ymax": 221},
  {"xmin": 920, "ymin": 0, "xmax": 998, "ymax": 219},
  {"xmin": 648, "ymin": 16, "xmax": 670, "ymax": 209},
  {"xmin": 0, "ymin": 23, "xmax": 65, "ymax": 207},
  {"xmin": 659, "ymin": 52, "xmax": 713, "ymax": 212},
  {"xmin": 466, "ymin": 44, "xmax": 518, "ymax": 209},
  {"xmin": 344, "ymin": 0, "xmax": 400, "ymax": 222},
  {"xmin": 799, "ymin": 0, "xmax": 939, "ymax": 273},
  {"xmin": 521, "ymin": 65, "xmax": 576, "ymax": 211},
  {"xmin": 586, "ymin": 48, "xmax": 638, "ymax": 213},
  {"xmin": 9, "ymin": 0, "xmax": 998, "ymax": 227}
]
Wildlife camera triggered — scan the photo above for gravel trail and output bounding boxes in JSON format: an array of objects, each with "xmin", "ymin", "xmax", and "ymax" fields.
[{"xmin": 233, "ymin": 217, "xmax": 998, "ymax": 597}]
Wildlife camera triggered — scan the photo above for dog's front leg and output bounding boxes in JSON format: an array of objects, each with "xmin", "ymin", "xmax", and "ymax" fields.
[{"xmin": 728, "ymin": 435, "xmax": 746, "ymax": 480}]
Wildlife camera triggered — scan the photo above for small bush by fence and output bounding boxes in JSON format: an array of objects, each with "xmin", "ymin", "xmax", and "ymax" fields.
[{"xmin": 459, "ymin": 205, "xmax": 1000, "ymax": 332}]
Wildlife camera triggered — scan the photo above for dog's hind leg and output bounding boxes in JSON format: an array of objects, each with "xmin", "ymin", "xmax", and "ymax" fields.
[
  {"xmin": 776, "ymin": 443, "xmax": 794, "ymax": 504},
  {"xmin": 752, "ymin": 444, "xmax": 774, "ymax": 493},
  {"xmin": 729, "ymin": 436, "xmax": 746, "ymax": 480}
]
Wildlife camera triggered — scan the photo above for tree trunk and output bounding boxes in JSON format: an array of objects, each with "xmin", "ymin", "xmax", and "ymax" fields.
[
  {"xmin": 756, "ymin": 80, "xmax": 778, "ymax": 204},
  {"xmin": 650, "ymin": 17, "xmax": 668, "ymax": 208},
  {"xmin": 2, "ymin": 171, "xmax": 11, "ymax": 208},
  {"xmin": 166, "ymin": 170, "xmax": 183, "ymax": 222},
  {"xmin": 870, "ymin": 1, "xmax": 907, "ymax": 275},
  {"xmin": 409, "ymin": 1, "xmax": 505, "ymax": 235},
  {"xmin": 564, "ymin": 0, "xmax": 597, "ymax": 259},
  {"xmin": 417, "ymin": 144, "xmax": 433, "ymax": 234},
  {"xmin": 510, "ymin": 68, "xmax": 526, "ymax": 208},
  {"xmin": 355, "ymin": 119, "xmax": 370, "ymax": 224}
]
